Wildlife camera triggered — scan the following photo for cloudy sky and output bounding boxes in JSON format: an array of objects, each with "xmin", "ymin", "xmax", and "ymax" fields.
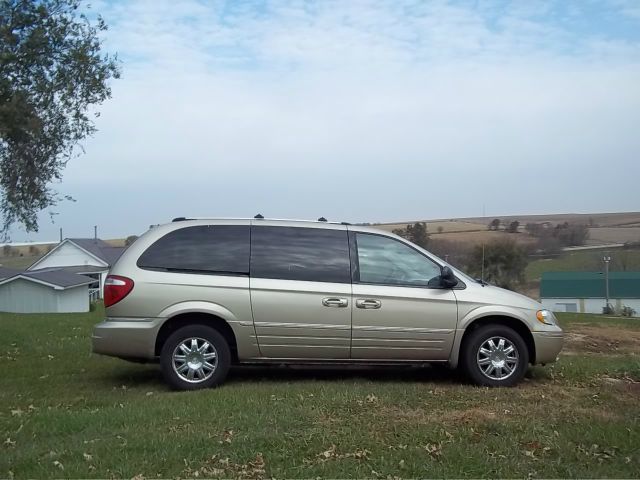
[{"xmin": 13, "ymin": 0, "xmax": 640, "ymax": 241}]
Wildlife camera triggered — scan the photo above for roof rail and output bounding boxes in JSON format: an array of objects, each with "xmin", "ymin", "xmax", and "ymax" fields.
[{"xmin": 168, "ymin": 216, "xmax": 350, "ymax": 225}]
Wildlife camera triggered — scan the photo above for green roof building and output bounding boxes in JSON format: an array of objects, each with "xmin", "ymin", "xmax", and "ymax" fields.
[{"xmin": 540, "ymin": 271, "xmax": 640, "ymax": 316}]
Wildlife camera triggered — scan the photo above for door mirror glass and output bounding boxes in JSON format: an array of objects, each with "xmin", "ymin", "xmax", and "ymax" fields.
[{"xmin": 440, "ymin": 266, "xmax": 459, "ymax": 288}]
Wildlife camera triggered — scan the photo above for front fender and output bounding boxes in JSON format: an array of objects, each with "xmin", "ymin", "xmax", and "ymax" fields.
[
  {"xmin": 449, "ymin": 305, "xmax": 533, "ymax": 369},
  {"xmin": 457, "ymin": 305, "xmax": 532, "ymax": 330}
]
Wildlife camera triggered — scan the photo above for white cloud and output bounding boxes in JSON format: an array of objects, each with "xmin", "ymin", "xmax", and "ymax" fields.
[{"xmin": 14, "ymin": 0, "xmax": 640, "ymax": 240}]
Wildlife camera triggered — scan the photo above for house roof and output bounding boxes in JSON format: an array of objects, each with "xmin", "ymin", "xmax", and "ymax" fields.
[
  {"xmin": 0, "ymin": 270, "xmax": 95, "ymax": 289},
  {"xmin": 35, "ymin": 265, "xmax": 107, "ymax": 274},
  {"xmin": 0, "ymin": 266, "xmax": 22, "ymax": 280},
  {"xmin": 28, "ymin": 238, "xmax": 126, "ymax": 270},
  {"xmin": 67, "ymin": 238, "xmax": 126, "ymax": 265},
  {"xmin": 540, "ymin": 271, "xmax": 640, "ymax": 299}
]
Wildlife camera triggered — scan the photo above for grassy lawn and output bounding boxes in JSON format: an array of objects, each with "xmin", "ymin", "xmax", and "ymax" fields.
[{"xmin": 1, "ymin": 308, "xmax": 639, "ymax": 478}]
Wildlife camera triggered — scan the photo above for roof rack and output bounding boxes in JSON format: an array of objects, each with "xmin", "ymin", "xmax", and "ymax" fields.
[{"xmin": 170, "ymin": 216, "xmax": 350, "ymax": 225}]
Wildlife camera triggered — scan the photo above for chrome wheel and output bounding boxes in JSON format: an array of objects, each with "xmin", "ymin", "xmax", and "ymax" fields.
[
  {"xmin": 477, "ymin": 336, "xmax": 519, "ymax": 381},
  {"xmin": 172, "ymin": 337, "xmax": 218, "ymax": 383}
]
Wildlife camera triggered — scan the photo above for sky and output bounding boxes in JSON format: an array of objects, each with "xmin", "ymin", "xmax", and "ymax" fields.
[{"xmin": 11, "ymin": 0, "xmax": 640, "ymax": 241}]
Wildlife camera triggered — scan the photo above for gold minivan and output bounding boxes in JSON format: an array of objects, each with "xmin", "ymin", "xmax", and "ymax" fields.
[{"xmin": 92, "ymin": 217, "xmax": 563, "ymax": 390}]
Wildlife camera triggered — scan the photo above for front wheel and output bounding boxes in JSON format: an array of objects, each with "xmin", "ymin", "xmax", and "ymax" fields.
[
  {"xmin": 160, "ymin": 325, "xmax": 231, "ymax": 390},
  {"xmin": 461, "ymin": 325, "xmax": 529, "ymax": 387}
]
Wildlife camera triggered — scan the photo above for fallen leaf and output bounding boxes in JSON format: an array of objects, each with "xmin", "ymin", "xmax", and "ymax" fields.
[
  {"xmin": 220, "ymin": 429, "xmax": 234, "ymax": 444},
  {"xmin": 424, "ymin": 442, "xmax": 443, "ymax": 458}
]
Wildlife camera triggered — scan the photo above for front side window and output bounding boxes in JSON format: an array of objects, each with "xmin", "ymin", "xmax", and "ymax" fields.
[
  {"xmin": 355, "ymin": 233, "xmax": 442, "ymax": 287},
  {"xmin": 251, "ymin": 226, "xmax": 350, "ymax": 283},
  {"xmin": 137, "ymin": 225, "xmax": 250, "ymax": 274}
]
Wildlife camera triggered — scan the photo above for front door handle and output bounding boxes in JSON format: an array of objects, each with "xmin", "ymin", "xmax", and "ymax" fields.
[
  {"xmin": 322, "ymin": 297, "xmax": 348, "ymax": 308},
  {"xmin": 356, "ymin": 299, "xmax": 382, "ymax": 309}
]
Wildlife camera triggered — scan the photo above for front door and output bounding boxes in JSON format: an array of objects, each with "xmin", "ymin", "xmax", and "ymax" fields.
[
  {"xmin": 350, "ymin": 232, "xmax": 458, "ymax": 360},
  {"xmin": 250, "ymin": 224, "xmax": 352, "ymax": 359}
]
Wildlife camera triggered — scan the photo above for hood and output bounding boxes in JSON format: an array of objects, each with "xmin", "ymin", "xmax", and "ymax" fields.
[{"xmin": 458, "ymin": 281, "xmax": 542, "ymax": 311}]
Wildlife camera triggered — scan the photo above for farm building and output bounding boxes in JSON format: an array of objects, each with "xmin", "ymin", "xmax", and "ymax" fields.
[
  {"xmin": 27, "ymin": 238, "xmax": 125, "ymax": 299},
  {"xmin": 540, "ymin": 271, "xmax": 640, "ymax": 316},
  {"xmin": 0, "ymin": 270, "xmax": 94, "ymax": 313}
]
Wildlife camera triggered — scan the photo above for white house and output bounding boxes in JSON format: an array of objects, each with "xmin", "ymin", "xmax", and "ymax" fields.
[
  {"xmin": 27, "ymin": 238, "xmax": 125, "ymax": 298},
  {"xmin": 0, "ymin": 270, "xmax": 94, "ymax": 313}
]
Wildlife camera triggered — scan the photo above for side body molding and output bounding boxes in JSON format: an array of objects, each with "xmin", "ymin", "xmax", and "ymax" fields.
[{"xmin": 157, "ymin": 301, "xmax": 260, "ymax": 358}]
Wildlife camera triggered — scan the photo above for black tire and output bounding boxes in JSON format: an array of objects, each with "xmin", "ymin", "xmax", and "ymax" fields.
[
  {"xmin": 461, "ymin": 324, "xmax": 529, "ymax": 387},
  {"xmin": 160, "ymin": 325, "xmax": 231, "ymax": 390}
]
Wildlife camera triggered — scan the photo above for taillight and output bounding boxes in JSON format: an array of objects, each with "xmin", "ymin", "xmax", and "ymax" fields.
[{"xmin": 104, "ymin": 275, "xmax": 134, "ymax": 308}]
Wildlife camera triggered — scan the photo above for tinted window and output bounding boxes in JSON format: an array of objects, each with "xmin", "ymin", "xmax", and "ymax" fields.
[
  {"xmin": 251, "ymin": 227, "xmax": 350, "ymax": 283},
  {"xmin": 356, "ymin": 233, "xmax": 441, "ymax": 287},
  {"xmin": 137, "ymin": 225, "xmax": 250, "ymax": 274}
]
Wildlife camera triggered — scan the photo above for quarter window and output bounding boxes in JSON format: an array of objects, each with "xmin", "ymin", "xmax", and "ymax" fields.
[
  {"xmin": 137, "ymin": 225, "xmax": 250, "ymax": 274},
  {"xmin": 251, "ymin": 227, "xmax": 351, "ymax": 283},
  {"xmin": 356, "ymin": 233, "xmax": 441, "ymax": 287}
]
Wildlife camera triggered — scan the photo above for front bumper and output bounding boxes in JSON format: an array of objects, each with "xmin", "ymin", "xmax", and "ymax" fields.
[
  {"xmin": 532, "ymin": 330, "xmax": 564, "ymax": 364},
  {"xmin": 92, "ymin": 318, "xmax": 163, "ymax": 360}
]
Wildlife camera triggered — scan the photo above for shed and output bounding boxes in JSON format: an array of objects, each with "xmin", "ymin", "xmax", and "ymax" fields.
[
  {"xmin": 540, "ymin": 271, "xmax": 640, "ymax": 316},
  {"xmin": 0, "ymin": 270, "xmax": 94, "ymax": 313},
  {"xmin": 27, "ymin": 238, "xmax": 126, "ymax": 297}
]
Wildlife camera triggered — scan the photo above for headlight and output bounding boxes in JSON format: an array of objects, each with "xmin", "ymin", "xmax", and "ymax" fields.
[{"xmin": 536, "ymin": 309, "xmax": 555, "ymax": 325}]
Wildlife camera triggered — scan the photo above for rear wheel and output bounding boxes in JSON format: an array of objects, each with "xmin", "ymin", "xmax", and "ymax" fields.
[
  {"xmin": 160, "ymin": 325, "xmax": 231, "ymax": 390},
  {"xmin": 462, "ymin": 325, "xmax": 529, "ymax": 387}
]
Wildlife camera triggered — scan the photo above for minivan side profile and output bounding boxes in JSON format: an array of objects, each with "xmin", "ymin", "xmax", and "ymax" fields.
[{"xmin": 92, "ymin": 218, "xmax": 563, "ymax": 390}]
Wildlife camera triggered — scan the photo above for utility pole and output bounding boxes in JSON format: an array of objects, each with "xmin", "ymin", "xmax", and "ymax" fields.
[{"xmin": 603, "ymin": 254, "xmax": 611, "ymax": 313}]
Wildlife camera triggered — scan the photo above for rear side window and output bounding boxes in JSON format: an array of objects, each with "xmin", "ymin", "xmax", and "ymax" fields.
[
  {"xmin": 137, "ymin": 225, "xmax": 250, "ymax": 275},
  {"xmin": 251, "ymin": 226, "xmax": 350, "ymax": 283}
]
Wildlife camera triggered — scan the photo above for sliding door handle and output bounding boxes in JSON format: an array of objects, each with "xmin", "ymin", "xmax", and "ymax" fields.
[
  {"xmin": 322, "ymin": 297, "xmax": 348, "ymax": 307},
  {"xmin": 356, "ymin": 299, "xmax": 382, "ymax": 309}
]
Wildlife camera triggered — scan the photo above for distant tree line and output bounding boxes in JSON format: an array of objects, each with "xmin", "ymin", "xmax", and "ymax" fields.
[
  {"xmin": 393, "ymin": 222, "xmax": 529, "ymax": 290},
  {"xmin": 393, "ymin": 222, "xmax": 429, "ymax": 248}
]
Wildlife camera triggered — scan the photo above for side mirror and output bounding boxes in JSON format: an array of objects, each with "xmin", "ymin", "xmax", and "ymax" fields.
[{"xmin": 440, "ymin": 266, "xmax": 458, "ymax": 288}]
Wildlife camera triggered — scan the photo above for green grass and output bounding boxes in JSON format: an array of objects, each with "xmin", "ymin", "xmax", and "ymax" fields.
[
  {"xmin": 0, "ymin": 254, "xmax": 41, "ymax": 270},
  {"xmin": 526, "ymin": 247, "xmax": 640, "ymax": 282},
  {"xmin": 556, "ymin": 312, "xmax": 640, "ymax": 329},
  {"xmin": 1, "ymin": 309, "xmax": 639, "ymax": 478}
]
